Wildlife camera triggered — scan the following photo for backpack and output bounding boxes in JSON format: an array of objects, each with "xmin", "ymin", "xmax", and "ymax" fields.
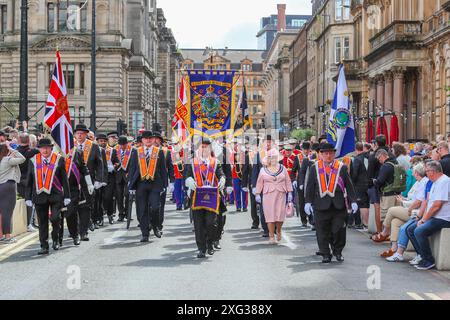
[{"xmin": 382, "ymin": 162, "xmax": 407, "ymax": 194}]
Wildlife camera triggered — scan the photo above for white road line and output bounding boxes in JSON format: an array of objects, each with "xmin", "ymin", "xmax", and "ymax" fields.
[
  {"xmin": 407, "ymin": 292, "xmax": 425, "ymax": 300},
  {"xmin": 425, "ymin": 293, "xmax": 443, "ymax": 301},
  {"xmin": 281, "ymin": 234, "xmax": 298, "ymax": 250},
  {"xmin": 103, "ymin": 230, "xmax": 129, "ymax": 245}
]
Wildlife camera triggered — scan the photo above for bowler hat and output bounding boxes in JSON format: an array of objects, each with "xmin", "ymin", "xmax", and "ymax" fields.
[
  {"xmin": 74, "ymin": 124, "xmax": 90, "ymax": 133},
  {"xmin": 141, "ymin": 131, "xmax": 153, "ymax": 139},
  {"xmin": 96, "ymin": 133, "xmax": 108, "ymax": 141},
  {"xmin": 302, "ymin": 142, "xmax": 311, "ymax": 150},
  {"xmin": 118, "ymin": 136, "xmax": 128, "ymax": 146},
  {"xmin": 151, "ymin": 131, "xmax": 163, "ymax": 141},
  {"xmin": 37, "ymin": 138, "xmax": 54, "ymax": 148},
  {"xmin": 319, "ymin": 143, "xmax": 336, "ymax": 153},
  {"xmin": 201, "ymin": 137, "xmax": 212, "ymax": 145},
  {"xmin": 107, "ymin": 131, "xmax": 119, "ymax": 138}
]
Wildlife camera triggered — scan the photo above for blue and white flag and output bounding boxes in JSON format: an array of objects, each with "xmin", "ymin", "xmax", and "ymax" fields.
[{"xmin": 327, "ymin": 65, "xmax": 355, "ymax": 158}]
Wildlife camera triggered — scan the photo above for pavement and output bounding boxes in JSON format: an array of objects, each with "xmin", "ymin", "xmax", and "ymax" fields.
[{"xmin": 0, "ymin": 203, "xmax": 450, "ymax": 300}]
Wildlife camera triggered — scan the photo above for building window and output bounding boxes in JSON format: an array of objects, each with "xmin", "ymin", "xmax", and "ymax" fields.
[
  {"xmin": 79, "ymin": 106, "xmax": 85, "ymax": 124},
  {"xmin": 1, "ymin": 5, "xmax": 7, "ymax": 35},
  {"xmin": 55, "ymin": 1, "xmax": 87, "ymax": 32},
  {"xmin": 335, "ymin": 0, "xmax": 350, "ymax": 21},
  {"xmin": 58, "ymin": 1, "xmax": 68, "ymax": 31},
  {"xmin": 65, "ymin": 64, "xmax": 75, "ymax": 94},
  {"xmin": 291, "ymin": 19, "xmax": 306, "ymax": 27},
  {"xmin": 242, "ymin": 64, "xmax": 251, "ymax": 72},
  {"xmin": 80, "ymin": 64, "xmax": 85, "ymax": 90},
  {"xmin": 334, "ymin": 37, "xmax": 342, "ymax": 64},
  {"xmin": 343, "ymin": 37, "xmax": 350, "ymax": 60}
]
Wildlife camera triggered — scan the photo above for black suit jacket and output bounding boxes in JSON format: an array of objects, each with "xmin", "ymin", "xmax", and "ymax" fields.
[
  {"xmin": 305, "ymin": 163, "xmax": 356, "ymax": 212},
  {"xmin": 68, "ymin": 150, "xmax": 90, "ymax": 201},
  {"xmin": 26, "ymin": 155, "xmax": 70, "ymax": 205},
  {"xmin": 128, "ymin": 147, "xmax": 168, "ymax": 192},
  {"xmin": 163, "ymin": 148, "xmax": 175, "ymax": 184},
  {"xmin": 81, "ymin": 142, "xmax": 104, "ymax": 184}
]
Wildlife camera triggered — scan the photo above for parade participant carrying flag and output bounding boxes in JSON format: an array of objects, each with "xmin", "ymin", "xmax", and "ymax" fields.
[
  {"xmin": 235, "ymin": 85, "xmax": 252, "ymax": 131},
  {"xmin": 44, "ymin": 50, "xmax": 74, "ymax": 157},
  {"xmin": 327, "ymin": 65, "xmax": 356, "ymax": 159},
  {"xmin": 172, "ymin": 77, "xmax": 190, "ymax": 144}
]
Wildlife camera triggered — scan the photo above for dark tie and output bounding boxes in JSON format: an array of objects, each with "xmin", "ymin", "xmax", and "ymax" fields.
[
  {"xmin": 121, "ymin": 150, "xmax": 125, "ymax": 159},
  {"xmin": 43, "ymin": 159, "xmax": 49, "ymax": 180}
]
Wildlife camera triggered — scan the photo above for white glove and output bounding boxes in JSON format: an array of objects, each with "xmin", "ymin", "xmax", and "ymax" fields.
[
  {"xmin": 226, "ymin": 187, "xmax": 234, "ymax": 195},
  {"xmin": 218, "ymin": 177, "xmax": 226, "ymax": 191},
  {"xmin": 64, "ymin": 199, "xmax": 71, "ymax": 207},
  {"xmin": 256, "ymin": 195, "xmax": 262, "ymax": 204},
  {"xmin": 242, "ymin": 187, "xmax": 249, "ymax": 193},
  {"xmin": 85, "ymin": 176, "xmax": 94, "ymax": 195},
  {"xmin": 26, "ymin": 200, "xmax": 33, "ymax": 208},
  {"xmin": 352, "ymin": 203, "xmax": 359, "ymax": 214},
  {"xmin": 300, "ymin": 185, "xmax": 304, "ymax": 191},
  {"xmin": 292, "ymin": 181, "xmax": 298, "ymax": 190},
  {"xmin": 169, "ymin": 183, "xmax": 175, "ymax": 193},
  {"xmin": 185, "ymin": 177, "xmax": 197, "ymax": 191},
  {"xmin": 129, "ymin": 190, "xmax": 136, "ymax": 196},
  {"xmin": 287, "ymin": 193, "xmax": 293, "ymax": 203},
  {"xmin": 108, "ymin": 164, "xmax": 115, "ymax": 173},
  {"xmin": 305, "ymin": 203, "xmax": 314, "ymax": 216},
  {"xmin": 94, "ymin": 181, "xmax": 102, "ymax": 190},
  {"xmin": 252, "ymin": 187, "xmax": 257, "ymax": 196},
  {"xmin": 102, "ymin": 182, "xmax": 107, "ymax": 187}
]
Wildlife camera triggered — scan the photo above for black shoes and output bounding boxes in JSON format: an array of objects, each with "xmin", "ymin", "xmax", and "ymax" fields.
[
  {"xmin": 52, "ymin": 242, "xmax": 60, "ymax": 251},
  {"xmin": 262, "ymin": 233, "xmax": 270, "ymax": 238},
  {"xmin": 108, "ymin": 216, "xmax": 115, "ymax": 225},
  {"xmin": 118, "ymin": 217, "xmax": 125, "ymax": 222},
  {"xmin": 207, "ymin": 248, "xmax": 215, "ymax": 256},
  {"xmin": 213, "ymin": 241, "xmax": 222, "ymax": 250},
  {"xmin": 322, "ymin": 256, "xmax": 332, "ymax": 264},
  {"xmin": 140, "ymin": 236, "xmax": 149, "ymax": 243},
  {"xmin": 153, "ymin": 228, "xmax": 162, "ymax": 239},
  {"xmin": 335, "ymin": 255, "xmax": 345, "ymax": 262},
  {"xmin": 236, "ymin": 209, "xmax": 242, "ymax": 212},
  {"xmin": 243, "ymin": 208, "xmax": 248, "ymax": 212},
  {"xmin": 251, "ymin": 225, "xmax": 259, "ymax": 230},
  {"xmin": 197, "ymin": 251, "xmax": 206, "ymax": 259},
  {"xmin": 73, "ymin": 236, "xmax": 81, "ymax": 246},
  {"xmin": 81, "ymin": 235, "xmax": 90, "ymax": 242},
  {"xmin": 89, "ymin": 222, "xmax": 95, "ymax": 232},
  {"xmin": 38, "ymin": 248, "xmax": 49, "ymax": 255}
]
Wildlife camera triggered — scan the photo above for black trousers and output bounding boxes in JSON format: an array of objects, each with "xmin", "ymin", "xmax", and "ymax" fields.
[
  {"xmin": 192, "ymin": 209, "xmax": 217, "ymax": 252},
  {"xmin": 249, "ymin": 192, "xmax": 259, "ymax": 228},
  {"xmin": 214, "ymin": 213, "xmax": 226, "ymax": 241},
  {"xmin": 35, "ymin": 201, "xmax": 62, "ymax": 250},
  {"xmin": 159, "ymin": 190, "xmax": 167, "ymax": 230},
  {"xmin": 314, "ymin": 208, "xmax": 347, "ymax": 257},
  {"xmin": 93, "ymin": 187, "xmax": 105, "ymax": 223},
  {"xmin": 116, "ymin": 179, "xmax": 129, "ymax": 219},
  {"xmin": 297, "ymin": 190, "xmax": 310, "ymax": 225},
  {"xmin": 78, "ymin": 202, "xmax": 91, "ymax": 237},
  {"xmin": 136, "ymin": 182, "xmax": 161, "ymax": 237},
  {"xmin": 59, "ymin": 198, "xmax": 80, "ymax": 241},
  {"xmin": 103, "ymin": 173, "xmax": 116, "ymax": 217}
]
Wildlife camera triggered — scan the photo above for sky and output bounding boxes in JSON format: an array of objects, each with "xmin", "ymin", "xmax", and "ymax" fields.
[{"xmin": 160, "ymin": 0, "xmax": 312, "ymax": 49}]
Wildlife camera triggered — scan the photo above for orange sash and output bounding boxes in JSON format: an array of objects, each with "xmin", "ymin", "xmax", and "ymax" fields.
[
  {"xmin": 316, "ymin": 160, "xmax": 343, "ymax": 198},
  {"xmin": 82, "ymin": 140, "xmax": 93, "ymax": 164},
  {"xmin": 33, "ymin": 152, "xmax": 61, "ymax": 195},
  {"xmin": 116, "ymin": 145, "xmax": 132, "ymax": 171},
  {"xmin": 193, "ymin": 157, "xmax": 217, "ymax": 187},
  {"xmin": 138, "ymin": 146, "xmax": 159, "ymax": 181},
  {"xmin": 106, "ymin": 146, "xmax": 112, "ymax": 162}
]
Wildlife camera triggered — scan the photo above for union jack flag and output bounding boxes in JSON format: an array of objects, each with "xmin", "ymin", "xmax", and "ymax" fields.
[{"xmin": 44, "ymin": 50, "xmax": 74, "ymax": 157}]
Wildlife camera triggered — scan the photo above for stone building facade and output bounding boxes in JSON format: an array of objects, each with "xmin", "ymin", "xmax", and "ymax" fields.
[
  {"xmin": 0, "ymin": 0, "xmax": 178, "ymax": 135},
  {"xmin": 180, "ymin": 48, "xmax": 266, "ymax": 130}
]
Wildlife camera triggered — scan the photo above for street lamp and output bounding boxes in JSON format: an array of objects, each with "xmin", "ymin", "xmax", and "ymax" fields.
[
  {"xmin": 19, "ymin": 0, "xmax": 28, "ymax": 124},
  {"xmin": 90, "ymin": 0, "xmax": 97, "ymax": 132}
]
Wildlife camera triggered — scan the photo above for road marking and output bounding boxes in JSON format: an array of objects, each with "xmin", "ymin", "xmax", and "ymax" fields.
[
  {"xmin": 0, "ymin": 235, "xmax": 39, "ymax": 263},
  {"xmin": 103, "ymin": 230, "xmax": 128, "ymax": 245},
  {"xmin": 281, "ymin": 234, "xmax": 298, "ymax": 250},
  {"xmin": 407, "ymin": 292, "xmax": 425, "ymax": 300},
  {"xmin": 424, "ymin": 293, "xmax": 443, "ymax": 300}
]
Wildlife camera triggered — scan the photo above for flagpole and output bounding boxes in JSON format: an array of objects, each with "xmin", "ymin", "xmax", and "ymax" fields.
[
  {"xmin": 90, "ymin": 0, "xmax": 97, "ymax": 132},
  {"xmin": 19, "ymin": 0, "xmax": 29, "ymax": 125}
]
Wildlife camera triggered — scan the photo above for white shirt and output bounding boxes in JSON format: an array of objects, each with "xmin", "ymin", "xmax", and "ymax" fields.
[{"xmin": 427, "ymin": 175, "xmax": 450, "ymax": 222}]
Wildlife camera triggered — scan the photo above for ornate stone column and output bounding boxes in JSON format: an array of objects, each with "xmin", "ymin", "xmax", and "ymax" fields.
[
  {"xmin": 376, "ymin": 75, "xmax": 385, "ymax": 110},
  {"xmin": 393, "ymin": 67, "xmax": 405, "ymax": 142},
  {"xmin": 384, "ymin": 71, "xmax": 393, "ymax": 111}
]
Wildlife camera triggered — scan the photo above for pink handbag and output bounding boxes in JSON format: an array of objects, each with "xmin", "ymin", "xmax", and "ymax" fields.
[{"xmin": 286, "ymin": 202, "xmax": 294, "ymax": 218}]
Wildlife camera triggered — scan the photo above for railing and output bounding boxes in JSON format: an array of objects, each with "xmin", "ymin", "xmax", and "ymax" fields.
[
  {"xmin": 341, "ymin": 59, "xmax": 363, "ymax": 75},
  {"xmin": 370, "ymin": 21, "xmax": 423, "ymax": 51}
]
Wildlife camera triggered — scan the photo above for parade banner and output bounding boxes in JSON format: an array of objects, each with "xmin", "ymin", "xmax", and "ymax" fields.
[
  {"xmin": 187, "ymin": 70, "xmax": 237, "ymax": 138},
  {"xmin": 192, "ymin": 187, "xmax": 220, "ymax": 214}
]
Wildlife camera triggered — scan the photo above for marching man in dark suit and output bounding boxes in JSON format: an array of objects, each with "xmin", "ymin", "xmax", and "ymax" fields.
[
  {"xmin": 116, "ymin": 136, "xmax": 133, "ymax": 222},
  {"xmin": 25, "ymin": 138, "xmax": 71, "ymax": 255},
  {"xmin": 74, "ymin": 124, "xmax": 104, "ymax": 240},
  {"xmin": 59, "ymin": 146, "xmax": 94, "ymax": 246},
  {"xmin": 185, "ymin": 138, "xmax": 227, "ymax": 259},
  {"xmin": 128, "ymin": 131, "xmax": 168, "ymax": 242},
  {"xmin": 305, "ymin": 143, "xmax": 358, "ymax": 264}
]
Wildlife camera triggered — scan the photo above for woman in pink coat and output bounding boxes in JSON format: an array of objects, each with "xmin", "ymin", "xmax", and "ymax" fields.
[{"xmin": 256, "ymin": 149, "xmax": 294, "ymax": 244}]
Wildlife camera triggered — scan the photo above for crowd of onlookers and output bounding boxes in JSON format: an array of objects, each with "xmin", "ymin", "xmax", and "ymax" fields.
[{"xmin": 352, "ymin": 133, "xmax": 450, "ymax": 270}]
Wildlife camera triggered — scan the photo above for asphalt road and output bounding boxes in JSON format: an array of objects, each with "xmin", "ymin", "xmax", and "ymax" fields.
[{"xmin": 1, "ymin": 203, "xmax": 450, "ymax": 300}]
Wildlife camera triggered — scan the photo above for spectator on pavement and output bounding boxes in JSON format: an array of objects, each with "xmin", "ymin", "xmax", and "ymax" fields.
[
  {"xmin": 374, "ymin": 163, "xmax": 427, "ymax": 257},
  {"xmin": 437, "ymin": 141, "xmax": 450, "ymax": 177},
  {"xmin": 405, "ymin": 161, "xmax": 450, "ymax": 270},
  {"xmin": 0, "ymin": 143, "xmax": 26, "ymax": 244},
  {"xmin": 350, "ymin": 142, "xmax": 370, "ymax": 228},
  {"xmin": 0, "ymin": 131, "xmax": 7, "ymax": 144},
  {"xmin": 16, "ymin": 133, "xmax": 39, "ymax": 232},
  {"xmin": 393, "ymin": 143, "xmax": 411, "ymax": 172}
]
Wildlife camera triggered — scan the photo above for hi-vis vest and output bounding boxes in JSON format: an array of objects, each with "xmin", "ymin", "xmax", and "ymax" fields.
[
  {"xmin": 315, "ymin": 159, "xmax": 344, "ymax": 198},
  {"xmin": 137, "ymin": 146, "xmax": 159, "ymax": 181},
  {"xmin": 193, "ymin": 157, "xmax": 217, "ymax": 187},
  {"xmin": 32, "ymin": 152, "xmax": 62, "ymax": 195}
]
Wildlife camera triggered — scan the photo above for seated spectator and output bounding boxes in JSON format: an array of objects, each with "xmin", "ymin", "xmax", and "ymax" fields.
[
  {"xmin": 406, "ymin": 161, "xmax": 450, "ymax": 271},
  {"xmin": 437, "ymin": 141, "xmax": 450, "ymax": 177},
  {"xmin": 0, "ymin": 142, "xmax": 26, "ymax": 244},
  {"xmin": 373, "ymin": 163, "xmax": 427, "ymax": 257}
]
